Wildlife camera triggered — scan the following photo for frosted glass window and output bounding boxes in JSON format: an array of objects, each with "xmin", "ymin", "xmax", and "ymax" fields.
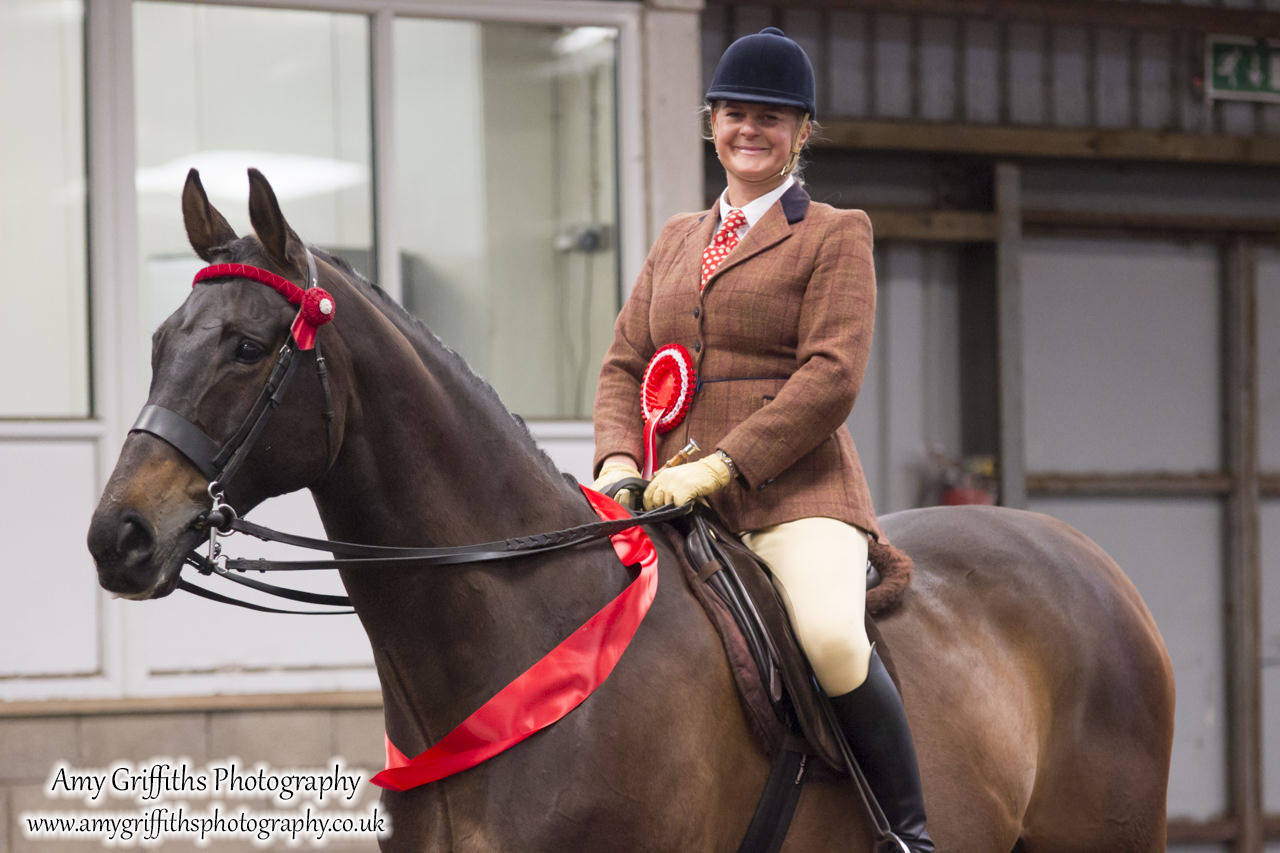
[
  {"xmin": 394, "ymin": 19, "xmax": 620, "ymax": 419},
  {"xmin": 133, "ymin": 2, "xmax": 372, "ymax": 369},
  {"xmin": 0, "ymin": 442, "xmax": 100, "ymax": 678},
  {"xmin": 1022, "ymin": 237, "xmax": 1220, "ymax": 472},
  {"xmin": 0, "ymin": 0, "xmax": 88, "ymax": 417},
  {"xmin": 126, "ymin": 2, "xmax": 376, "ymax": 694}
]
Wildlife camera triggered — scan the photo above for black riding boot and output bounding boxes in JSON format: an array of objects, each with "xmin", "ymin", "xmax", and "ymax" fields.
[{"xmin": 828, "ymin": 649, "xmax": 935, "ymax": 853}]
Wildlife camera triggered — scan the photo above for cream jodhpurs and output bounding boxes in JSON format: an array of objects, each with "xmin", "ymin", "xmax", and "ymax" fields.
[{"xmin": 741, "ymin": 517, "xmax": 872, "ymax": 696}]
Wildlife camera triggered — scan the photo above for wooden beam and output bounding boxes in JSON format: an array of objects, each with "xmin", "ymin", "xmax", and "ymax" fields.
[
  {"xmin": 831, "ymin": 205, "xmax": 1280, "ymax": 244},
  {"xmin": 862, "ymin": 208, "xmax": 998, "ymax": 242},
  {"xmin": 706, "ymin": 0, "xmax": 1280, "ymax": 40},
  {"xmin": 0, "ymin": 691, "xmax": 383, "ymax": 718},
  {"xmin": 1263, "ymin": 473, "xmax": 1280, "ymax": 497},
  {"xmin": 1166, "ymin": 815, "xmax": 1280, "ymax": 843},
  {"xmin": 816, "ymin": 119, "xmax": 1280, "ymax": 166},
  {"xmin": 1026, "ymin": 471, "xmax": 1234, "ymax": 498},
  {"xmin": 1023, "ymin": 209, "xmax": 1280, "ymax": 241},
  {"xmin": 1166, "ymin": 817, "xmax": 1237, "ymax": 844}
]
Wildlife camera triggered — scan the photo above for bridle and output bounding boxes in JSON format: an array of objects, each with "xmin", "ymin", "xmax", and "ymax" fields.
[
  {"xmin": 131, "ymin": 248, "xmax": 337, "ymax": 506},
  {"xmin": 129, "ymin": 250, "xmax": 688, "ymax": 614}
]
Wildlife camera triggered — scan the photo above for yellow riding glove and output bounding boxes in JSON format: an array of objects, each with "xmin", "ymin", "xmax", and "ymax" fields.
[
  {"xmin": 643, "ymin": 453, "xmax": 733, "ymax": 510},
  {"xmin": 591, "ymin": 459, "xmax": 643, "ymax": 509}
]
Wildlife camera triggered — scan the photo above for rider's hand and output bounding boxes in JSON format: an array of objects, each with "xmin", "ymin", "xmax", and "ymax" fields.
[
  {"xmin": 643, "ymin": 454, "xmax": 732, "ymax": 510},
  {"xmin": 591, "ymin": 458, "xmax": 643, "ymax": 509}
]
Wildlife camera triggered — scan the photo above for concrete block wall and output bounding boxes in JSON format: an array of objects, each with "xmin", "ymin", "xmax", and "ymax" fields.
[{"xmin": 1, "ymin": 700, "xmax": 386, "ymax": 852}]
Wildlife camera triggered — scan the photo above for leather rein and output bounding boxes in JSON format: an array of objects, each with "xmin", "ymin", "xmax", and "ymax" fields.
[
  {"xmin": 182, "ymin": 500, "xmax": 690, "ymax": 614},
  {"xmin": 133, "ymin": 252, "xmax": 689, "ymax": 614}
]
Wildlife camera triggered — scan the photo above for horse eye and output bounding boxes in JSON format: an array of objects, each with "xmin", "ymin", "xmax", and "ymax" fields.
[{"xmin": 234, "ymin": 339, "xmax": 268, "ymax": 364}]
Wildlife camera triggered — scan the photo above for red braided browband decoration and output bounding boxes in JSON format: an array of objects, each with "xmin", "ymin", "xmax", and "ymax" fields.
[{"xmin": 193, "ymin": 263, "xmax": 335, "ymax": 350}]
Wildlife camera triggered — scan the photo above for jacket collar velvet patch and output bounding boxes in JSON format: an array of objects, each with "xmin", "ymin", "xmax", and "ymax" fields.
[
  {"xmin": 779, "ymin": 181, "xmax": 810, "ymax": 224},
  {"xmin": 699, "ymin": 181, "xmax": 810, "ymax": 226}
]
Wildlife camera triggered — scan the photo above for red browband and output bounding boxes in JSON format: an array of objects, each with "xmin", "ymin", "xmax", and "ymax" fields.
[{"xmin": 193, "ymin": 263, "xmax": 335, "ymax": 350}]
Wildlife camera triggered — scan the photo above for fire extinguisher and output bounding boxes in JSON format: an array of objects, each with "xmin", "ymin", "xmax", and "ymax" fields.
[
  {"xmin": 940, "ymin": 484, "xmax": 996, "ymax": 506},
  {"xmin": 936, "ymin": 453, "xmax": 997, "ymax": 505}
]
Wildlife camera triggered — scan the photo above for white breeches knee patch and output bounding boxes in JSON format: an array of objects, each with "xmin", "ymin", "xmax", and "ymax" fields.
[{"xmin": 741, "ymin": 517, "xmax": 872, "ymax": 696}]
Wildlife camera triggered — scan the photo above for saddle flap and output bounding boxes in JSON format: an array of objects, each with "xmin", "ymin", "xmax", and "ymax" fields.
[
  {"xmin": 673, "ymin": 506, "xmax": 910, "ymax": 775},
  {"xmin": 676, "ymin": 509, "xmax": 847, "ymax": 770}
]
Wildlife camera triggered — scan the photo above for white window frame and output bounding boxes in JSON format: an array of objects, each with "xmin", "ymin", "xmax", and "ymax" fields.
[{"xmin": 1, "ymin": 0, "xmax": 642, "ymax": 702}]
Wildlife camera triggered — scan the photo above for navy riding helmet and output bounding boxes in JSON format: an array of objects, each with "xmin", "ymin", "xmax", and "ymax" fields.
[{"xmin": 705, "ymin": 27, "xmax": 817, "ymax": 119}]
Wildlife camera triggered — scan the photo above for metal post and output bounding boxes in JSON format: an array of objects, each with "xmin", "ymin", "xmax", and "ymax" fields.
[
  {"xmin": 995, "ymin": 162, "xmax": 1027, "ymax": 508},
  {"xmin": 1223, "ymin": 236, "xmax": 1263, "ymax": 853},
  {"xmin": 370, "ymin": 9, "xmax": 400, "ymax": 302}
]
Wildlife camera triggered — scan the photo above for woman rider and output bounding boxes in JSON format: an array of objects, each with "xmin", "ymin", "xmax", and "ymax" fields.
[{"xmin": 591, "ymin": 27, "xmax": 934, "ymax": 853}]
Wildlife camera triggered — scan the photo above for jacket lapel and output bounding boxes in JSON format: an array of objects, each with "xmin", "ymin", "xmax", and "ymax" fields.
[
  {"xmin": 701, "ymin": 183, "xmax": 811, "ymax": 291},
  {"xmin": 681, "ymin": 206, "xmax": 720, "ymax": 292}
]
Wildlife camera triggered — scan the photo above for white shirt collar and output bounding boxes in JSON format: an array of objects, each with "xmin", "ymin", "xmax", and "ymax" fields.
[{"xmin": 717, "ymin": 176, "xmax": 795, "ymax": 234}]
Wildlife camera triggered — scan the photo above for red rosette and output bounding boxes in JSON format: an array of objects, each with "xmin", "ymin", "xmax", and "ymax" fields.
[
  {"xmin": 640, "ymin": 344, "xmax": 697, "ymax": 476},
  {"xmin": 290, "ymin": 287, "xmax": 335, "ymax": 350}
]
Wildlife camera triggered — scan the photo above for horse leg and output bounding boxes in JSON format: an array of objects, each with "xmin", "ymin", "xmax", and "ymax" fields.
[
  {"xmin": 1016, "ymin": 700, "xmax": 1171, "ymax": 853},
  {"xmin": 1017, "ymin": 581, "xmax": 1174, "ymax": 852},
  {"xmin": 1013, "ymin": 676, "xmax": 1172, "ymax": 850}
]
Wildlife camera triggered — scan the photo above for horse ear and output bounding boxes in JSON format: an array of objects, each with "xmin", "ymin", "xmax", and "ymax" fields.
[
  {"xmin": 182, "ymin": 169, "xmax": 238, "ymax": 262},
  {"xmin": 246, "ymin": 168, "xmax": 307, "ymax": 272}
]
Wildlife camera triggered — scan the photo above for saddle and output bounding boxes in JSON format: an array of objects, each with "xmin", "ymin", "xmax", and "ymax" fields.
[{"xmin": 664, "ymin": 504, "xmax": 914, "ymax": 775}]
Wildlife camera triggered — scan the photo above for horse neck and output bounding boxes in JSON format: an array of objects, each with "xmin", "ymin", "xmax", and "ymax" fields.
[
  {"xmin": 313, "ymin": 284, "xmax": 588, "ymax": 545},
  {"xmin": 308, "ymin": 283, "xmax": 620, "ymax": 749}
]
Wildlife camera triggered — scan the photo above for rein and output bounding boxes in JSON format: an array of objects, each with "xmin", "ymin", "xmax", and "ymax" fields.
[
  {"xmin": 131, "ymin": 252, "xmax": 700, "ymax": 796},
  {"xmin": 130, "ymin": 252, "xmax": 693, "ymax": 614},
  {"xmin": 181, "ymin": 499, "xmax": 692, "ymax": 614}
]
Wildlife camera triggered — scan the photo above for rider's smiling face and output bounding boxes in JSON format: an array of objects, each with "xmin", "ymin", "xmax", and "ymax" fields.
[{"xmin": 711, "ymin": 100, "xmax": 808, "ymax": 203}]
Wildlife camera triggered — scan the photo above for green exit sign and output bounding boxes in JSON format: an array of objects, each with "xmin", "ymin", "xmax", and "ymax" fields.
[{"xmin": 1207, "ymin": 36, "xmax": 1280, "ymax": 102}]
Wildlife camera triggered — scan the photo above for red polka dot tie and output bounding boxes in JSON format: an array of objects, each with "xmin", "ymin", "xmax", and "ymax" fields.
[{"xmin": 701, "ymin": 208, "xmax": 747, "ymax": 289}]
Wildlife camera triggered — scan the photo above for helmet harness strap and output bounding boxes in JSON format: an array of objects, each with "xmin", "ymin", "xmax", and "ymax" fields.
[{"xmin": 781, "ymin": 112, "xmax": 811, "ymax": 178}]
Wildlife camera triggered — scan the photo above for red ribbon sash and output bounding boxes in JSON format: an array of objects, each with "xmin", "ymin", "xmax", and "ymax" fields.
[{"xmin": 371, "ymin": 485, "xmax": 658, "ymax": 791}]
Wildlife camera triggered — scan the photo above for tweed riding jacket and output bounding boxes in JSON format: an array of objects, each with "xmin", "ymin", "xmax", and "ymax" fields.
[{"xmin": 593, "ymin": 183, "xmax": 882, "ymax": 539}]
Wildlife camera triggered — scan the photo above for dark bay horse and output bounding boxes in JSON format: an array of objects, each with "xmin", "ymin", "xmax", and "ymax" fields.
[{"xmin": 88, "ymin": 169, "xmax": 1175, "ymax": 852}]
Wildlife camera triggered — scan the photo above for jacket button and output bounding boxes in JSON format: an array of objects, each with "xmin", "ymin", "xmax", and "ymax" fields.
[
  {"xmin": 692, "ymin": 306, "xmax": 700, "ymax": 318},
  {"xmin": 693, "ymin": 341, "xmax": 702, "ymax": 353}
]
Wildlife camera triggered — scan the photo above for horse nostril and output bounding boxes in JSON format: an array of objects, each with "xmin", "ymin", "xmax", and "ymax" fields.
[{"xmin": 116, "ymin": 511, "xmax": 157, "ymax": 568}]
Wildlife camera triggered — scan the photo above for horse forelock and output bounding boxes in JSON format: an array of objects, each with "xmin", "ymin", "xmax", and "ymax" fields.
[{"xmin": 204, "ymin": 234, "xmax": 270, "ymax": 266}]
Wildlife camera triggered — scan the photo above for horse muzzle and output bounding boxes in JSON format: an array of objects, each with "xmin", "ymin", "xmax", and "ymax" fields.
[
  {"xmin": 87, "ymin": 508, "xmax": 190, "ymax": 598},
  {"xmin": 87, "ymin": 434, "xmax": 210, "ymax": 598}
]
